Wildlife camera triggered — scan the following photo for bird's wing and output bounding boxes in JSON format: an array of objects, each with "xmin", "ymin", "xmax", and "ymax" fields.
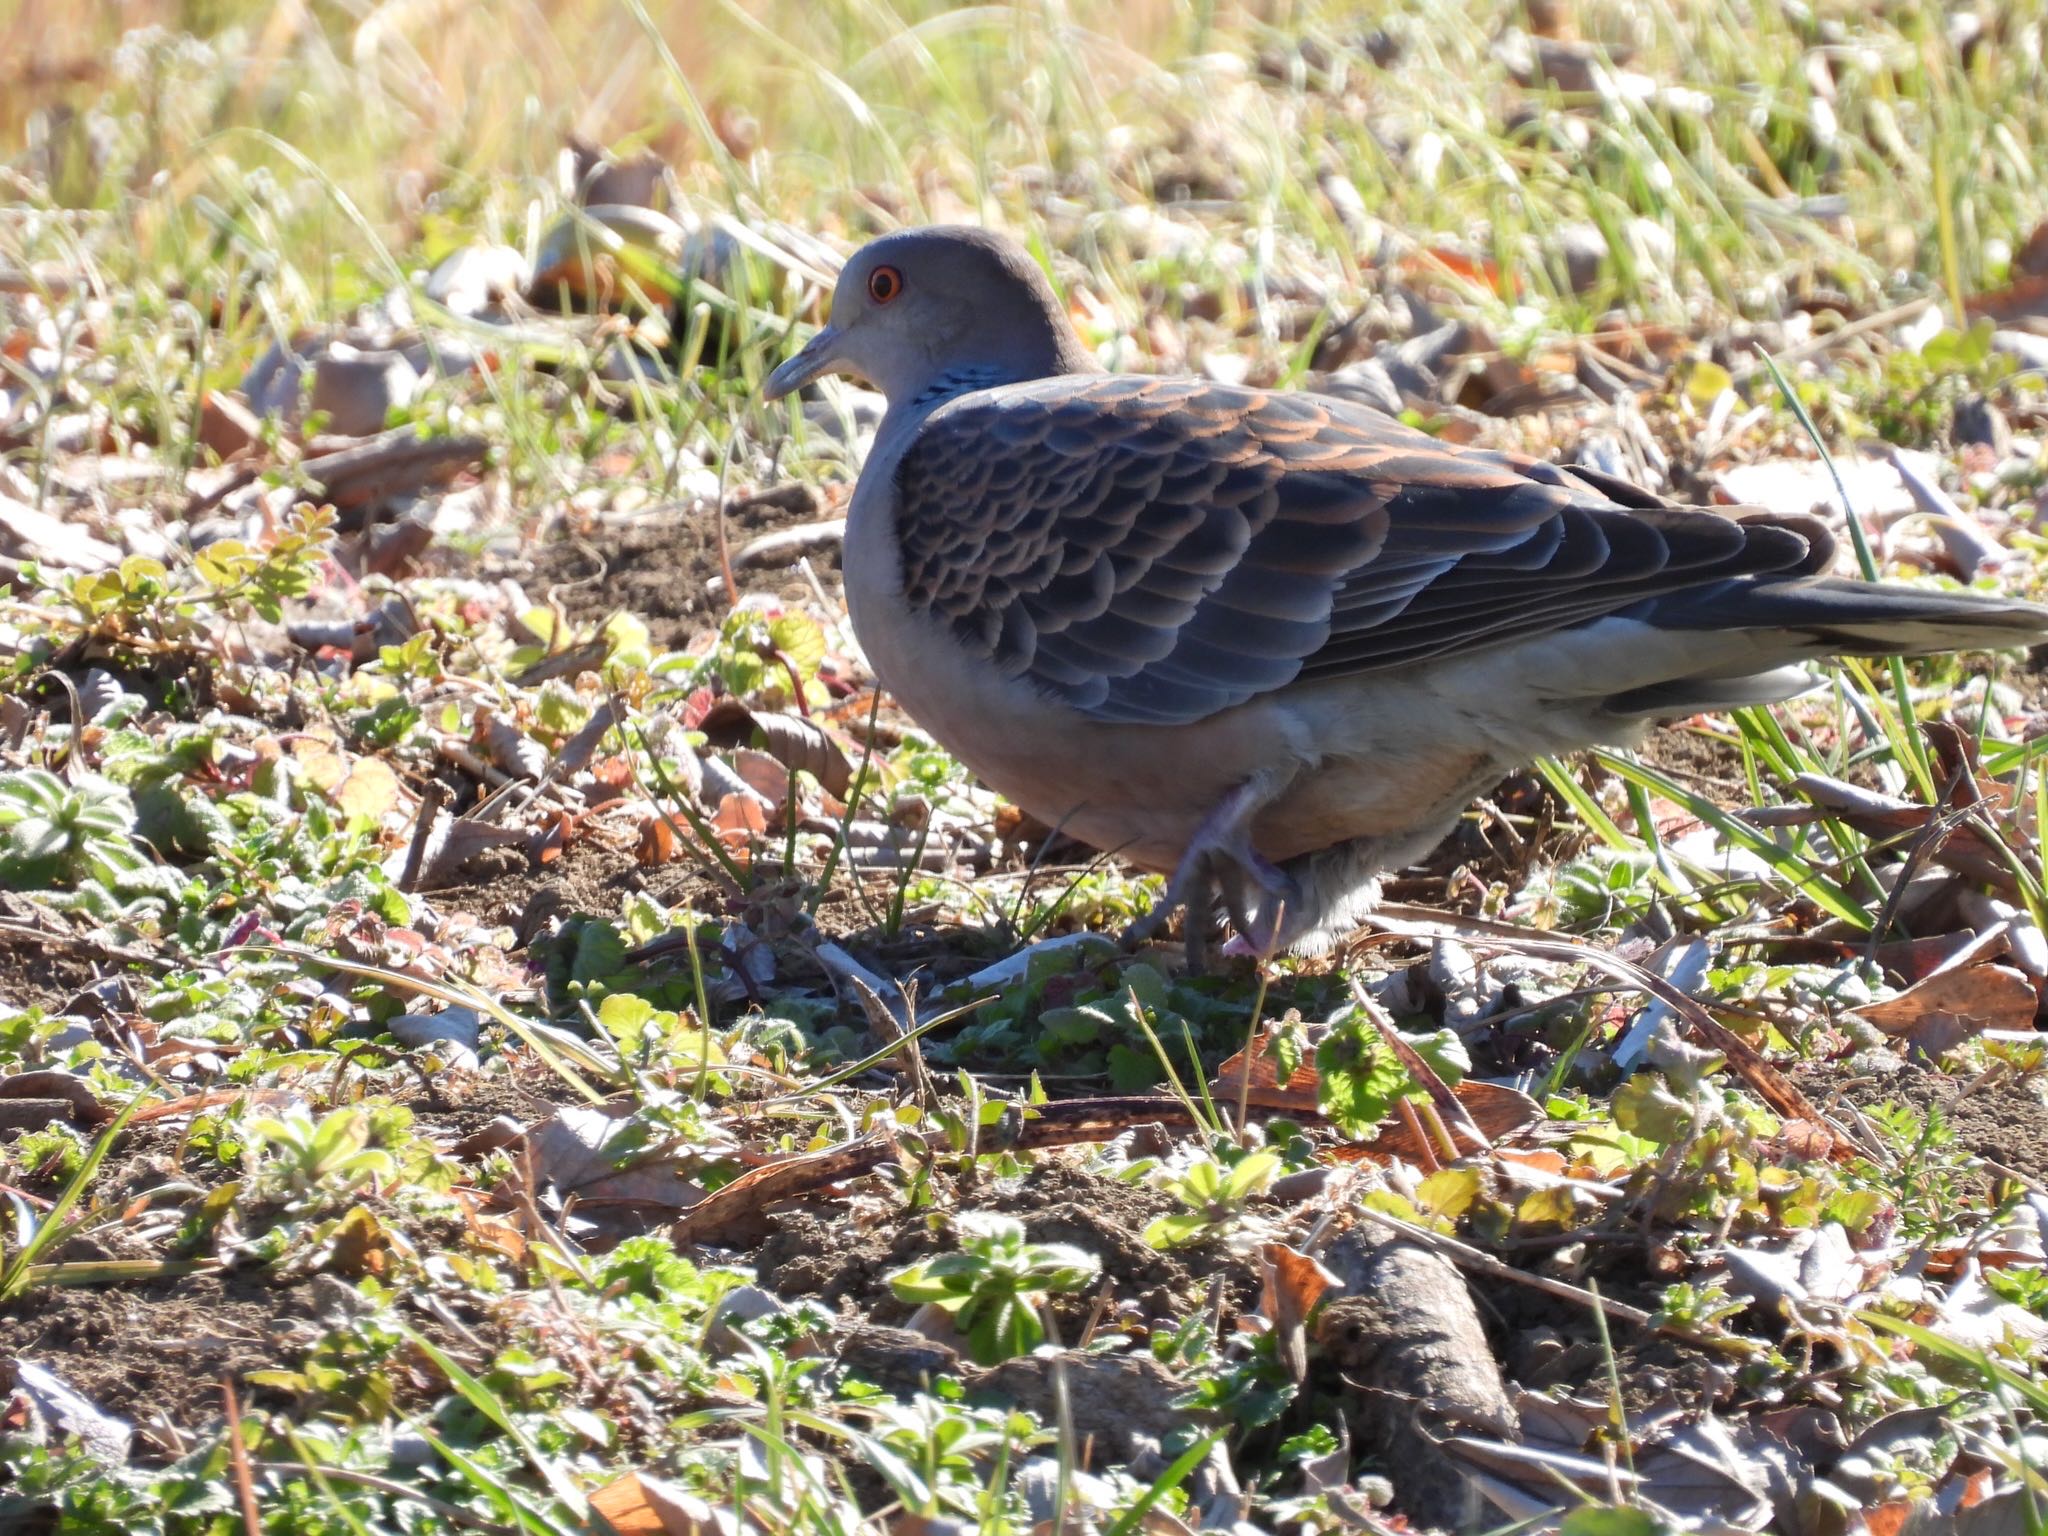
[{"xmin": 891, "ymin": 374, "xmax": 1833, "ymax": 726}]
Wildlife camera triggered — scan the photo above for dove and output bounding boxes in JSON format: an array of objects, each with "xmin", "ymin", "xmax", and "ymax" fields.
[{"xmin": 764, "ymin": 226, "xmax": 2048, "ymax": 964}]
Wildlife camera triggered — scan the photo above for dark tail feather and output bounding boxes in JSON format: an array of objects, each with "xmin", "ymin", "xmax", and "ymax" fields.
[{"xmin": 1641, "ymin": 577, "xmax": 2048, "ymax": 658}]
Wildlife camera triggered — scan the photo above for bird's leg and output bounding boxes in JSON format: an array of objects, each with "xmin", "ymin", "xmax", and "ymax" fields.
[
  {"xmin": 1121, "ymin": 774, "xmax": 1300, "ymax": 967},
  {"xmin": 1215, "ymin": 852, "xmax": 1299, "ymax": 959}
]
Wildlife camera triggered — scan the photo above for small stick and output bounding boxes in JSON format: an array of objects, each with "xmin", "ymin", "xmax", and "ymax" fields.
[
  {"xmin": 398, "ymin": 779, "xmax": 447, "ymax": 891},
  {"xmin": 1348, "ymin": 1202, "xmax": 1765, "ymax": 1359},
  {"xmin": 222, "ymin": 1378, "xmax": 262, "ymax": 1536}
]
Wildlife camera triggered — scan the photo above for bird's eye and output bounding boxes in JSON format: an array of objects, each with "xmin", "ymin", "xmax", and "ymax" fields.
[{"xmin": 867, "ymin": 265, "xmax": 903, "ymax": 304}]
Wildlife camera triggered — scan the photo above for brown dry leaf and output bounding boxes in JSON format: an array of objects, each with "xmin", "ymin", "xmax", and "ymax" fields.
[
  {"xmin": 198, "ymin": 389, "xmax": 263, "ymax": 460},
  {"xmin": 1853, "ymin": 963, "xmax": 2037, "ymax": 1057},
  {"xmin": 1964, "ymin": 271, "xmax": 2048, "ymax": 326},
  {"xmin": 588, "ymin": 1472, "xmax": 733, "ymax": 1536},
  {"xmin": 731, "ymin": 747, "xmax": 790, "ymax": 807},
  {"xmin": 414, "ymin": 817, "xmax": 539, "ymax": 890},
  {"xmin": 1326, "ymin": 1084, "xmax": 1543, "ymax": 1163},
  {"xmin": 1396, "ymin": 245, "xmax": 1510, "ymax": 298},
  {"xmin": 300, "ymin": 426, "xmax": 485, "ymax": 510},
  {"xmin": 1210, "ymin": 1026, "xmax": 1319, "ymax": 1112},
  {"xmin": 1624, "ymin": 1417, "xmax": 1777, "ymax": 1530},
  {"xmin": 512, "ymin": 1104, "xmax": 707, "ymax": 1213},
  {"xmin": 671, "ymin": 1133, "xmax": 895, "ymax": 1246},
  {"xmin": 322, "ymin": 1204, "xmax": 393, "ymax": 1278},
  {"xmin": 1494, "ymin": 1147, "xmax": 1567, "ymax": 1176},
  {"xmin": 1256, "ymin": 1241, "xmax": 1344, "ymax": 1384},
  {"xmin": 529, "ymin": 205, "xmax": 685, "ymax": 307},
  {"xmin": 1856, "ymin": 1503, "xmax": 1913, "ymax": 1536},
  {"xmin": 1866, "ymin": 930, "xmax": 2009, "ymax": 986},
  {"xmin": 2014, "ymin": 218, "xmax": 2048, "ymax": 279},
  {"xmin": 333, "ymin": 756, "xmax": 403, "ymax": 822},
  {"xmin": 712, "ymin": 791, "xmax": 767, "ymax": 854},
  {"xmin": 637, "ymin": 812, "xmax": 678, "ymax": 866},
  {"xmin": 452, "ymin": 1190, "xmax": 527, "ymax": 1262},
  {"xmin": 1774, "ymin": 1120, "xmax": 1836, "ymax": 1160},
  {"xmin": 698, "ymin": 698, "xmax": 856, "ymax": 798},
  {"xmin": 1212, "ymin": 1031, "xmax": 1541, "ymax": 1152}
]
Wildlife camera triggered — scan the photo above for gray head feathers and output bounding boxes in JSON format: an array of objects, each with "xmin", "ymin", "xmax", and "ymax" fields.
[{"xmin": 763, "ymin": 225, "xmax": 1099, "ymax": 406}]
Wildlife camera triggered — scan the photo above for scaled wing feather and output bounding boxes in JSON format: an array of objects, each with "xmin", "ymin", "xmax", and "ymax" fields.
[{"xmin": 890, "ymin": 375, "xmax": 1834, "ymax": 725}]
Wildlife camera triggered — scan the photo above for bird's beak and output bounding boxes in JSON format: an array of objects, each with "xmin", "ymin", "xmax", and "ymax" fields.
[{"xmin": 762, "ymin": 324, "xmax": 846, "ymax": 402}]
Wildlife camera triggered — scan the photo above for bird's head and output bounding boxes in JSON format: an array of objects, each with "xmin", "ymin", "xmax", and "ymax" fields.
[{"xmin": 762, "ymin": 226, "xmax": 1097, "ymax": 407}]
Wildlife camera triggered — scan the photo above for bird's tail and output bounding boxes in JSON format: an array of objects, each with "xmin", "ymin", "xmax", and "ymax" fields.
[
  {"xmin": 1603, "ymin": 577, "xmax": 2048, "ymax": 718},
  {"xmin": 1649, "ymin": 576, "xmax": 2048, "ymax": 656}
]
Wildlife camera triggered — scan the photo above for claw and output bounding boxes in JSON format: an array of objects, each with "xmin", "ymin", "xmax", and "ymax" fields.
[{"xmin": 1117, "ymin": 774, "xmax": 1300, "ymax": 971}]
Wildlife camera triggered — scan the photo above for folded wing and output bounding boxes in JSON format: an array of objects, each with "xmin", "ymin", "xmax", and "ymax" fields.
[{"xmin": 889, "ymin": 374, "xmax": 1872, "ymax": 726}]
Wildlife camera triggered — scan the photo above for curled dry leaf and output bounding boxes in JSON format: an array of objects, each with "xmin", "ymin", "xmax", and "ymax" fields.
[
  {"xmin": 670, "ymin": 1132, "xmax": 895, "ymax": 1247},
  {"xmin": 1210, "ymin": 1024, "xmax": 1541, "ymax": 1156},
  {"xmin": 198, "ymin": 389, "xmax": 263, "ymax": 461},
  {"xmin": 5, "ymin": 1360, "xmax": 133, "ymax": 1464},
  {"xmin": 300, "ymin": 426, "xmax": 486, "ymax": 510},
  {"xmin": 636, "ymin": 810, "xmax": 679, "ymax": 866},
  {"xmin": 1255, "ymin": 1241, "xmax": 1344, "ymax": 1384},
  {"xmin": 697, "ymin": 697, "xmax": 855, "ymax": 799},
  {"xmin": 711, "ymin": 791, "xmax": 768, "ymax": 856},
  {"xmin": 409, "ymin": 815, "xmax": 539, "ymax": 891},
  {"xmin": 1853, "ymin": 963, "xmax": 2037, "ymax": 1058},
  {"xmin": 309, "ymin": 342, "xmax": 420, "ymax": 437},
  {"xmin": 478, "ymin": 714, "xmax": 548, "ymax": 780},
  {"xmin": 507, "ymin": 1104, "xmax": 707, "ymax": 1215}
]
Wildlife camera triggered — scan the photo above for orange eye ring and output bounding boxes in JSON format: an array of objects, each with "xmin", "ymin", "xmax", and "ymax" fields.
[{"xmin": 867, "ymin": 265, "xmax": 903, "ymax": 304}]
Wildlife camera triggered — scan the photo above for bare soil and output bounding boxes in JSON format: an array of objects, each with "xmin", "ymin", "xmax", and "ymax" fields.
[
  {"xmin": 1798, "ymin": 1056, "xmax": 2048, "ymax": 1186},
  {"xmin": 0, "ymin": 1272, "xmax": 342, "ymax": 1440},
  {"xmin": 514, "ymin": 487, "xmax": 841, "ymax": 652},
  {"xmin": 0, "ymin": 928, "xmax": 123, "ymax": 1015},
  {"xmin": 755, "ymin": 1159, "xmax": 1250, "ymax": 1334}
]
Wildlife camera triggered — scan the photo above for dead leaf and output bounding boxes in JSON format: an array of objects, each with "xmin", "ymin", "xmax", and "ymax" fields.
[
  {"xmin": 511, "ymin": 1104, "xmax": 707, "ymax": 1214},
  {"xmin": 5, "ymin": 1360, "xmax": 132, "ymax": 1463},
  {"xmin": 309, "ymin": 343, "xmax": 419, "ymax": 437},
  {"xmin": 1853, "ymin": 964, "xmax": 2037, "ymax": 1057},
  {"xmin": 1256, "ymin": 1241, "xmax": 1343, "ymax": 1383},
  {"xmin": 711, "ymin": 791, "xmax": 767, "ymax": 855},
  {"xmin": 671, "ymin": 1133, "xmax": 895, "ymax": 1247},
  {"xmin": 588, "ymin": 1472, "xmax": 732, "ymax": 1536},
  {"xmin": 637, "ymin": 812, "xmax": 678, "ymax": 865},
  {"xmin": 1965, "ymin": 271, "xmax": 2048, "ymax": 326},
  {"xmin": 698, "ymin": 698, "xmax": 855, "ymax": 798},
  {"xmin": 1210, "ymin": 1025, "xmax": 1320, "ymax": 1113},
  {"xmin": 0, "ymin": 493, "xmax": 120, "ymax": 571},
  {"xmin": 333, "ymin": 756, "xmax": 403, "ymax": 823},
  {"xmin": 198, "ymin": 389, "xmax": 263, "ymax": 460}
]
